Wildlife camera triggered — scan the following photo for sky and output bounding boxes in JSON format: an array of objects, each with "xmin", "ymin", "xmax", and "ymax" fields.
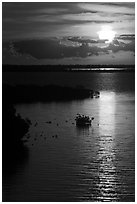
[{"xmin": 2, "ymin": 2, "xmax": 135, "ymax": 65}]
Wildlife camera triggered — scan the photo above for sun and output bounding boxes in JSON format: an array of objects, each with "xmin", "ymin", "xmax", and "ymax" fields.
[{"xmin": 97, "ymin": 25, "xmax": 116, "ymax": 43}]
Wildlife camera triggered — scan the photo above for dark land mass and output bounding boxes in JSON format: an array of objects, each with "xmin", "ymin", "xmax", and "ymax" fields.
[
  {"xmin": 2, "ymin": 83, "xmax": 98, "ymax": 175},
  {"xmin": 2, "ymin": 64, "xmax": 135, "ymax": 72},
  {"xmin": 3, "ymin": 84, "xmax": 99, "ymax": 104},
  {"xmin": 2, "ymin": 100, "xmax": 30, "ymax": 202},
  {"xmin": 2, "ymin": 94, "xmax": 30, "ymax": 175}
]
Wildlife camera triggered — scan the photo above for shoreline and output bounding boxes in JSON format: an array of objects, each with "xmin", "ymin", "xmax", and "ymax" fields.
[
  {"xmin": 3, "ymin": 84, "xmax": 99, "ymax": 103},
  {"xmin": 2, "ymin": 64, "xmax": 135, "ymax": 73}
]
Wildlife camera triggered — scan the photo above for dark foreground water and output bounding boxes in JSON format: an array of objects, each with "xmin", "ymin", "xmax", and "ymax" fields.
[{"xmin": 3, "ymin": 72, "xmax": 135, "ymax": 201}]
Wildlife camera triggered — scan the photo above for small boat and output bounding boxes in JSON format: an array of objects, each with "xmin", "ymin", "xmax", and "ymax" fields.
[{"xmin": 75, "ymin": 114, "xmax": 94, "ymax": 126}]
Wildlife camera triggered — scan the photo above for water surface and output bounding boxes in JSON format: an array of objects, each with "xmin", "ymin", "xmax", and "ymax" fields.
[
  {"xmin": 3, "ymin": 71, "xmax": 134, "ymax": 92},
  {"xmin": 3, "ymin": 72, "xmax": 135, "ymax": 201}
]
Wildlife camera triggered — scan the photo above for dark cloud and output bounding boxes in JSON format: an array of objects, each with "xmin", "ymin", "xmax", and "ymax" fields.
[
  {"xmin": 105, "ymin": 40, "xmax": 135, "ymax": 53},
  {"xmin": 99, "ymin": 2, "xmax": 135, "ymax": 8},
  {"xmin": 67, "ymin": 37, "xmax": 106, "ymax": 44},
  {"xmin": 3, "ymin": 37, "xmax": 135, "ymax": 61},
  {"xmin": 117, "ymin": 34, "xmax": 135, "ymax": 41}
]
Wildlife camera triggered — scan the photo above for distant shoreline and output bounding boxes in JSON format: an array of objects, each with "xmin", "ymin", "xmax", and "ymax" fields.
[
  {"xmin": 2, "ymin": 64, "xmax": 135, "ymax": 72},
  {"xmin": 3, "ymin": 84, "xmax": 99, "ymax": 103}
]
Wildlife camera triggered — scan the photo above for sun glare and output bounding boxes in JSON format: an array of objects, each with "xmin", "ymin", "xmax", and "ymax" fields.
[{"xmin": 97, "ymin": 26, "xmax": 116, "ymax": 43}]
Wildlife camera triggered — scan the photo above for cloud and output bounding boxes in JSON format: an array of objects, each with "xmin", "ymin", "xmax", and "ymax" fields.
[
  {"xmin": 100, "ymin": 2, "xmax": 135, "ymax": 9},
  {"xmin": 105, "ymin": 40, "xmax": 135, "ymax": 53},
  {"xmin": 117, "ymin": 34, "xmax": 135, "ymax": 40},
  {"xmin": 78, "ymin": 2, "xmax": 135, "ymax": 15},
  {"xmin": 3, "ymin": 2, "xmax": 135, "ymax": 40},
  {"xmin": 2, "ymin": 42, "xmax": 37, "ymax": 65},
  {"xmin": 3, "ymin": 36, "xmax": 135, "ymax": 62},
  {"xmin": 67, "ymin": 36, "xmax": 107, "ymax": 44}
]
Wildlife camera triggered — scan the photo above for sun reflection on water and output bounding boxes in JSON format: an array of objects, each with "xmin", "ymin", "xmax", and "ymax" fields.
[{"xmin": 96, "ymin": 92, "xmax": 118, "ymax": 201}]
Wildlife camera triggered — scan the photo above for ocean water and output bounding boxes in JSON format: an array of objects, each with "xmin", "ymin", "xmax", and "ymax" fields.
[
  {"xmin": 3, "ymin": 72, "xmax": 135, "ymax": 201},
  {"xmin": 3, "ymin": 71, "xmax": 134, "ymax": 92}
]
